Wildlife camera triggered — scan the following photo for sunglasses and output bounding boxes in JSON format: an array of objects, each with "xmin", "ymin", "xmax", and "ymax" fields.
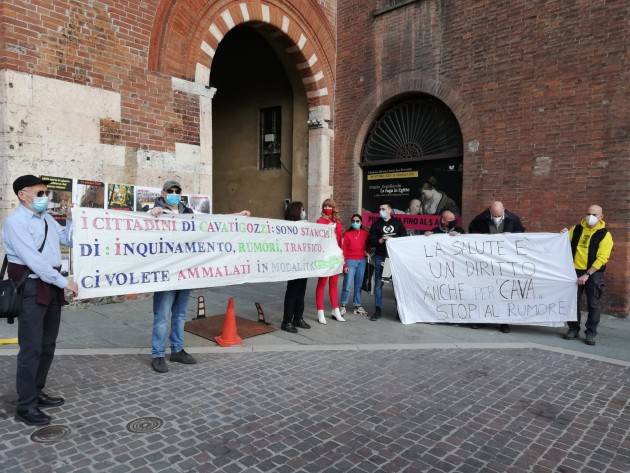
[
  {"xmin": 351, "ymin": 219, "xmax": 361, "ymax": 223},
  {"xmin": 24, "ymin": 190, "xmax": 52, "ymax": 197},
  {"xmin": 167, "ymin": 189, "xmax": 182, "ymax": 194}
]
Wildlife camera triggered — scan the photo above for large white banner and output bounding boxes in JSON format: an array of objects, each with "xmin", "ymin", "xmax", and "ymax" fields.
[
  {"xmin": 387, "ymin": 233, "xmax": 578, "ymax": 325},
  {"xmin": 73, "ymin": 208, "xmax": 343, "ymax": 299}
]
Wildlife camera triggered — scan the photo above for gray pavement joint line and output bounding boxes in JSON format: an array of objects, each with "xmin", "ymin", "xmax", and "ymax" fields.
[{"xmin": 0, "ymin": 342, "xmax": 629, "ymax": 367}]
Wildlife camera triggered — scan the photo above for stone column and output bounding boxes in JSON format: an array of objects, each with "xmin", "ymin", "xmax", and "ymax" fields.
[
  {"xmin": 307, "ymin": 106, "xmax": 334, "ymax": 220},
  {"xmin": 170, "ymin": 77, "xmax": 215, "ymax": 206}
]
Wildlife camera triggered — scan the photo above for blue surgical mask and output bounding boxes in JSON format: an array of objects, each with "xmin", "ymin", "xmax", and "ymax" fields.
[
  {"xmin": 165, "ymin": 194, "xmax": 181, "ymax": 206},
  {"xmin": 351, "ymin": 222, "xmax": 361, "ymax": 230},
  {"xmin": 31, "ymin": 197, "xmax": 49, "ymax": 213},
  {"xmin": 379, "ymin": 210, "xmax": 389, "ymax": 219}
]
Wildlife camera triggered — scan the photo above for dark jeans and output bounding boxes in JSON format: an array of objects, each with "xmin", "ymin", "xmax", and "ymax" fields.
[
  {"xmin": 283, "ymin": 278, "xmax": 308, "ymax": 324},
  {"xmin": 568, "ymin": 270, "xmax": 604, "ymax": 336},
  {"xmin": 16, "ymin": 279, "xmax": 62, "ymax": 410}
]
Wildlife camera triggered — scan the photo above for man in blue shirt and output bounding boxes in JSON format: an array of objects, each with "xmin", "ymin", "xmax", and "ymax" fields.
[{"xmin": 2, "ymin": 175, "xmax": 78, "ymax": 426}]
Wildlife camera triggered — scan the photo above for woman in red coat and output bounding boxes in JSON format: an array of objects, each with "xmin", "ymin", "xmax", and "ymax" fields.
[
  {"xmin": 315, "ymin": 198, "xmax": 346, "ymax": 323},
  {"xmin": 340, "ymin": 214, "xmax": 370, "ymax": 316}
]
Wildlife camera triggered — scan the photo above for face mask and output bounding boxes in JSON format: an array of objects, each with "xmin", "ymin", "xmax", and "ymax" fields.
[
  {"xmin": 379, "ymin": 210, "xmax": 389, "ymax": 220},
  {"xmin": 300, "ymin": 210, "xmax": 307, "ymax": 220},
  {"xmin": 31, "ymin": 196, "xmax": 49, "ymax": 214},
  {"xmin": 351, "ymin": 222, "xmax": 361, "ymax": 230},
  {"xmin": 423, "ymin": 189, "xmax": 434, "ymax": 199},
  {"xmin": 586, "ymin": 215, "xmax": 599, "ymax": 226},
  {"xmin": 323, "ymin": 208, "xmax": 333, "ymax": 216},
  {"xmin": 492, "ymin": 216, "xmax": 503, "ymax": 226},
  {"xmin": 165, "ymin": 194, "xmax": 181, "ymax": 206}
]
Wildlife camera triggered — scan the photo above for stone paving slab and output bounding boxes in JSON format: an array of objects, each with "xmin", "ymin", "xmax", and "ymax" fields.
[
  {"xmin": 1, "ymin": 348, "xmax": 629, "ymax": 472},
  {"xmin": 1, "ymin": 281, "xmax": 629, "ymax": 362}
]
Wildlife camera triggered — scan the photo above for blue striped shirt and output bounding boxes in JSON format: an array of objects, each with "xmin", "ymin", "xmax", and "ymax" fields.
[{"xmin": 2, "ymin": 205, "xmax": 72, "ymax": 289}]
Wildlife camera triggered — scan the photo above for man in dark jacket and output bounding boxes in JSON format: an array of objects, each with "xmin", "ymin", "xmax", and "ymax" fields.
[
  {"xmin": 425, "ymin": 210, "xmax": 466, "ymax": 235},
  {"xmin": 368, "ymin": 203, "xmax": 407, "ymax": 321},
  {"xmin": 148, "ymin": 180, "xmax": 197, "ymax": 373},
  {"xmin": 468, "ymin": 201, "xmax": 525, "ymax": 333},
  {"xmin": 468, "ymin": 201, "xmax": 525, "ymax": 234}
]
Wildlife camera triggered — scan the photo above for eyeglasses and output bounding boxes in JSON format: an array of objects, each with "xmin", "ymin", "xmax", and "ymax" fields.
[
  {"xmin": 351, "ymin": 219, "xmax": 361, "ymax": 223},
  {"xmin": 167, "ymin": 189, "xmax": 181, "ymax": 194},
  {"xmin": 23, "ymin": 190, "xmax": 52, "ymax": 197}
]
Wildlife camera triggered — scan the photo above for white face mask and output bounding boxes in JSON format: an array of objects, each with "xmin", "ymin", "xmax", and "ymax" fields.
[
  {"xmin": 492, "ymin": 216, "xmax": 503, "ymax": 226},
  {"xmin": 586, "ymin": 215, "xmax": 599, "ymax": 227},
  {"xmin": 379, "ymin": 209, "xmax": 390, "ymax": 220},
  {"xmin": 300, "ymin": 210, "xmax": 307, "ymax": 220}
]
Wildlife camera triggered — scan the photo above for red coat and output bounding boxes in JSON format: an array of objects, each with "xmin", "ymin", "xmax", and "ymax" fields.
[
  {"xmin": 342, "ymin": 229, "xmax": 369, "ymax": 261},
  {"xmin": 316, "ymin": 216, "xmax": 343, "ymax": 248}
]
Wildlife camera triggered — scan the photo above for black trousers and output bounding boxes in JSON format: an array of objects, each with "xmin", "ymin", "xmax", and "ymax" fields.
[
  {"xmin": 283, "ymin": 278, "xmax": 308, "ymax": 324},
  {"xmin": 16, "ymin": 279, "xmax": 61, "ymax": 410},
  {"xmin": 568, "ymin": 270, "xmax": 604, "ymax": 336}
]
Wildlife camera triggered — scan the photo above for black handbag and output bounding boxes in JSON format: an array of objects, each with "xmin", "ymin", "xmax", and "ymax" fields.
[
  {"xmin": 362, "ymin": 260, "xmax": 375, "ymax": 293},
  {"xmin": 0, "ymin": 219, "xmax": 48, "ymax": 324},
  {"xmin": 0, "ymin": 256, "xmax": 29, "ymax": 324}
]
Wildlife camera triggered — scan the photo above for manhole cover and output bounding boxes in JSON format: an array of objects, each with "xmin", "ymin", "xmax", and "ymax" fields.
[
  {"xmin": 126, "ymin": 417, "xmax": 163, "ymax": 433},
  {"xmin": 30, "ymin": 425, "xmax": 71, "ymax": 443}
]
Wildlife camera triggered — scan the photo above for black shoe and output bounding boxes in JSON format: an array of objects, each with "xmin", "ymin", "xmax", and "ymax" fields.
[
  {"xmin": 151, "ymin": 357, "xmax": 169, "ymax": 373},
  {"xmin": 281, "ymin": 322, "xmax": 298, "ymax": 333},
  {"xmin": 585, "ymin": 333, "xmax": 596, "ymax": 346},
  {"xmin": 15, "ymin": 407, "xmax": 51, "ymax": 426},
  {"xmin": 370, "ymin": 308, "xmax": 382, "ymax": 321},
  {"xmin": 294, "ymin": 319, "xmax": 311, "ymax": 329},
  {"xmin": 38, "ymin": 392, "xmax": 65, "ymax": 408},
  {"xmin": 499, "ymin": 324, "xmax": 511, "ymax": 334},
  {"xmin": 470, "ymin": 324, "xmax": 479, "ymax": 329},
  {"xmin": 170, "ymin": 350, "xmax": 197, "ymax": 364},
  {"xmin": 563, "ymin": 329, "xmax": 579, "ymax": 340}
]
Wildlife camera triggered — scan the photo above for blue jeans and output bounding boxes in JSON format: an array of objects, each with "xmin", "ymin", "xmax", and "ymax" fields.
[
  {"xmin": 340, "ymin": 258, "xmax": 367, "ymax": 306},
  {"xmin": 152, "ymin": 289, "xmax": 191, "ymax": 358},
  {"xmin": 374, "ymin": 255, "xmax": 385, "ymax": 308}
]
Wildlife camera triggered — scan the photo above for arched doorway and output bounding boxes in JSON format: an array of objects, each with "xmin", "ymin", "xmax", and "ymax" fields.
[
  {"xmin": 210, "ymin": 24, "xmax": 308, "ymax": 218},
  {"xmin": 361, "ymin": 94, "xmax": 464, "ymax": 217}
]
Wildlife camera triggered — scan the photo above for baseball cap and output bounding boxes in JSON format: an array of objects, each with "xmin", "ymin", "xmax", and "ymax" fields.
[
  {"xmin": 162, "ymin": 180, "xmax": 182, "ymax": 192},
  {"xmin": 13, "ymin": 175, "xmax": 50, "ymax": 195}
]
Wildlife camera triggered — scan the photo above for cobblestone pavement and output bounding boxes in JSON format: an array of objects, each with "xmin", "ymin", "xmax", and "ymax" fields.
[{"xmin": 1, "ymin": 348, "xmax": 629, "ymax": 473}]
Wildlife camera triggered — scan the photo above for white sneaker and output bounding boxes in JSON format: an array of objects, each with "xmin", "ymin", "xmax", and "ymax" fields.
[
  {"xmin": 353, "ymin": 305, "xmax": 368, "ymax": 316},
  {"xmin": 317, "ymin": 310, "xmax": 327, "ymax": 324},
  {"xmin": 339, "ymin": 305, "xmax": 347, "ymax": 316},
  {"xmin": 331, "ymin": 307, "xmax": 347, "ymax": 322}
]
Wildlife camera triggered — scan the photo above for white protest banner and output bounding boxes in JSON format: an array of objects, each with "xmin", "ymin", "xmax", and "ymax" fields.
[
  {"xmin": 72, "ymin": 208, "xmax": 343, "ymax": 299},
  {"xmin": 387, "ymin": 233, "xmax": 578, "ymax": 325}
]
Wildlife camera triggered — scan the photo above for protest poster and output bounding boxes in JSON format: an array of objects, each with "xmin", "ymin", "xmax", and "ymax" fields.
[
  {"xmin": 135, "ymin": 186, "xmax": 161, "ymax": 212},
  {"xmin": 107, "ymin": 183, "xmax": 135, "ymax": 210},
  {"xmin": 189, "ymin": 195, "xmax": 211, "ymax": 214},
  {"xmin": 41, "ymin": 175, "xmax": 73, "ymax": 274},
  {"xmin": 41, "ymin": 175, "xmax": 72, "ymax": 226},
  {"xmin": 72, "ymin": 208, "xmax": 344, "ymax": 299},
  {"xmin": 387, "ymin": 233, "xmax": 577, "ymax": 325},
  {"xmin": 362, "ymin": 212, "xmax": 462, "ymax": 234},
  {"xmin": 74, "ymin": 179, "xmax": 105, "ymax": 208}
]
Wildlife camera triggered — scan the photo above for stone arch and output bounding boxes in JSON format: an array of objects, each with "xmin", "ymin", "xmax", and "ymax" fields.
[
  {"xmin": 340, "ymin": 71, "xmax": 480, "ymax": 220},
  {"xmin": 149, "ymin": 0, "xmax": 334, "ymax": 110}
]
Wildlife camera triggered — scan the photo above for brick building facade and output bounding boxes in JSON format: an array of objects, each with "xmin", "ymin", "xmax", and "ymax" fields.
[{"xmin": 0, "ymin": 0, "xmax": 628, "ymax": 313}]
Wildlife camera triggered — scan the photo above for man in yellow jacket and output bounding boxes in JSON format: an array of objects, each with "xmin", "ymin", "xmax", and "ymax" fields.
[{"xmin": 563, "ymin": 205, "xmax": 614, "ymax": 346}]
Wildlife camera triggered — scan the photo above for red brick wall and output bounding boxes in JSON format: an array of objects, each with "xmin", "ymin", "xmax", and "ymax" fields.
[
  {"xmin": 334, "ymin": 0, "xmax": 630, "ymax": 314},
  {"xmin": 0, "ymin": 0, "xmax": 199, "ymax": 152}
]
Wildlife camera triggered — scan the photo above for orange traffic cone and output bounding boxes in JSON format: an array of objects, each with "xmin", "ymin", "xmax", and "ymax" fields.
[{"xmin": 215, "ymin": 298, "xmax": 243, "ymax": 347}]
